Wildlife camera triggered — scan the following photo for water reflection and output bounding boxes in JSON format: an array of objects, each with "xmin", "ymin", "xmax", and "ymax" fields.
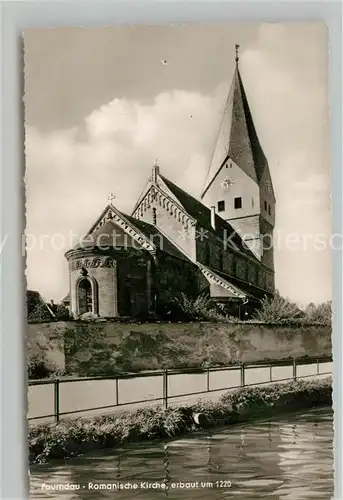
[{"xmin": 30, "ymin": 407, "xmax": 333, "ymax": 499}]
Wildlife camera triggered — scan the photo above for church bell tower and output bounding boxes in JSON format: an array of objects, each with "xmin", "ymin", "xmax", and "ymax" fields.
[{"xmin": 201, "ymin": 45, "xmax": 276, "ymax": 283}]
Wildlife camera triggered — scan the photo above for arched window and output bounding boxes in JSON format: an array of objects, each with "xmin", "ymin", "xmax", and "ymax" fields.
[{"xmin": 78, "ymin": 278, "xmax": 93, "ymax": 315}]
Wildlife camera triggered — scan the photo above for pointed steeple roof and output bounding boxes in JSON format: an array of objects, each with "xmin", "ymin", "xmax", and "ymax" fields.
[{"xmin": 202, "ymin": 47, "xmax": 268, "ymax": 197}]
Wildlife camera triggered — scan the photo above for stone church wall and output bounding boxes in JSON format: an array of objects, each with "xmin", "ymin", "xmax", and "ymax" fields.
[
  {"xmin": 259, "ymin": 217, "xmax": 275, "ymax": 271},
  {"xmin": 116, "ymin": 250, "xmax": 152, "ymax": 316},
  {"xmin": 155, "ymin": 254, "xmax": 205, "ymax": 307},
  {"xmin": 196, "ymin": 231, "xmax": 263, "ymax": 289}
]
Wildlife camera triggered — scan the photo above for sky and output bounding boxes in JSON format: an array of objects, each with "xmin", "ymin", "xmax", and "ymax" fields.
[{"xmin": 24, "ymin": 23, "xmax": 331, "ymax": 306}]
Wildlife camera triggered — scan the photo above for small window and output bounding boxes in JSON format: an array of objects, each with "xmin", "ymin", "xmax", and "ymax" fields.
[
  {"xmin": 264, "ymin": 201, "xmax": 267, "ymax": 211},
  {"xmin": 234, "ymin": 197, "xmax": 242, "ymax": 209},
  {"xmin": 217, "ymin": 200, "xmax": 225, "ymax": 212},
  {"xmin": 268, "ymin": 204, "xmax": 271, "ymax": 215}
]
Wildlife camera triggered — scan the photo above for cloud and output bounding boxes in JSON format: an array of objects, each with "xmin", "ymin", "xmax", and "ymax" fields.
[
  {"xmin": 25, "ymin": 88, "xmax": 223, "ymax": 299},
  {"xmin": 25, "ymin": 24, "xmax": 331, "ymax": 305}
]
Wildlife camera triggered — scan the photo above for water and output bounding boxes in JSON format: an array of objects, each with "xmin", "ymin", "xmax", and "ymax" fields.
[{"xmin": 30, "ymin": 407, "xmax": 334, "ymax": 499}]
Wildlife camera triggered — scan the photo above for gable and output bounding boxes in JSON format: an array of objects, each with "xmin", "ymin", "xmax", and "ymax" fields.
[
  {"xmin": 84, "ymin": 220, "xmax": 139, "ymax": 250},
  {"xmin": 132, "ymin": 170, "xmax": 181, "ymax": 216},
  {"xmin": 201, "ymin": 158, "xmax": 260, "ymax": 223},
  {"xmin": 131, "ymin": 183, "xmax": 197, "ymax": 260},
  {"xmin": 73, "ymin": 204, "xmax": 156, "ymax": 254}
]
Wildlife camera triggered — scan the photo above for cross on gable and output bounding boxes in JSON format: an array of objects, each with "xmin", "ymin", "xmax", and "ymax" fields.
[{"xmin": 108, "ymin": 192, "xmax": 116, "ymax": 204}]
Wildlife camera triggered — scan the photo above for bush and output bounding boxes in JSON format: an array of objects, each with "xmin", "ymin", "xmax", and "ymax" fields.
[
  {"xmin": 253, "ymin": 291, "xmax": 305, "ymax": 323},
  {"xmin": 220, "ymin": 378, "xmax": 332, "ymax": 415},
  {"xmin": 29, "ymin": 378, "xmax": 332, "ymax": 464},
  {"xmin": 54, "ymin": 304, "xmax": 72, "ymax": 321},
  {"xmin": 173, "ymin": 293, "xmax": 232, "ymax": 322},
  {"xmin": 253, "ymin": 293, "xmax": 332, "ymax": 326},
  {"xmin": 27, "ymin": 302, "xmax": 54, "ymax": 322},
  {"xmin": 29, "ymin": 405, "xmax": 194, "ymax": 464}
]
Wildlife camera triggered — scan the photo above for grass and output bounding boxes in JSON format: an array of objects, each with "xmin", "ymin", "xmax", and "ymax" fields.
[{"xmin": 29, "ymin": 377, "xmax": 332, "ymax": 464}]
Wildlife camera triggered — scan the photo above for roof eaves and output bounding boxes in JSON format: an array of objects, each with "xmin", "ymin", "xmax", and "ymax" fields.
[
  {"xmin": 201, "ymin": 155, "xmax": 229, "ymax": 199},
  {"xmin": 197, "ymin": 263, "xmax": 247, "ymax": 299}
]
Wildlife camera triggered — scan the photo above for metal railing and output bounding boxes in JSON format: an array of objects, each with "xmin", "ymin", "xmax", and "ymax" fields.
[{"xmin": 28, "ymin": 355, "xmax": 332, "ymax": 423}]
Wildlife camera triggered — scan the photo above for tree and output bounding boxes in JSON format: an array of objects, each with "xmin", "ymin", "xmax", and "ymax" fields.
[
  {"xmin": 304, "ymin": 301, "xmax": 332, "ymax": 325},
  {"xmin": 253, "ymin": 291, "xmax": 305, "ymax": 323}
]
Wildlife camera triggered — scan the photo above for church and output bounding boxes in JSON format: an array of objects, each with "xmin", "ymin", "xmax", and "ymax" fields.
[{"xmin": 64, "ymin": 48, "xmax": 276, "ymax": 319}]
